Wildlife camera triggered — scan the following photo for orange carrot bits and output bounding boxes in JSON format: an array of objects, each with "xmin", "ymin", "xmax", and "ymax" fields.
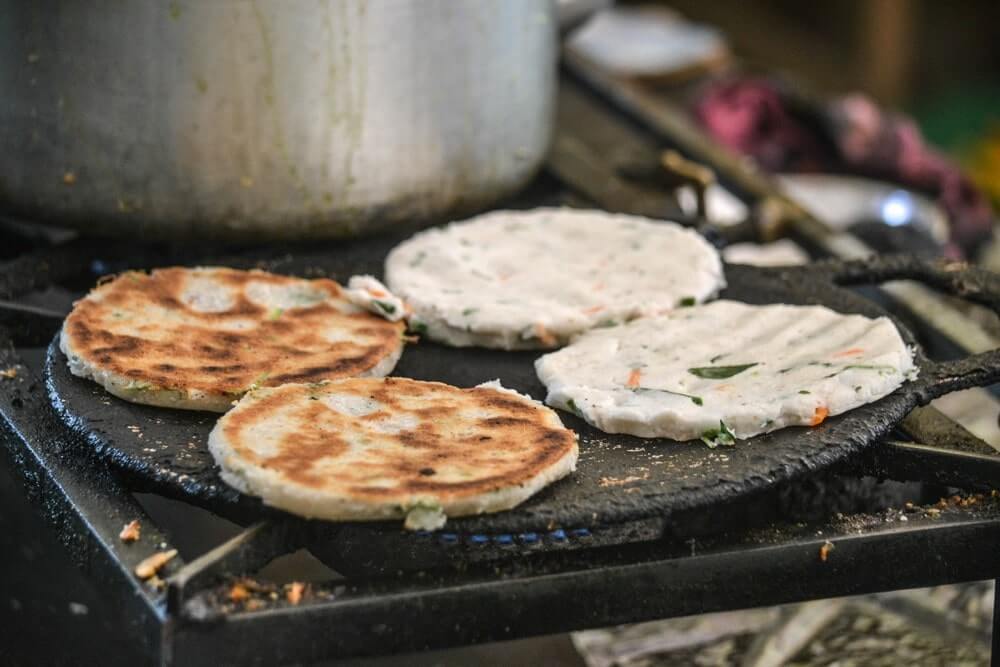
[{"xmin": 810, "ymin": 406, "xmax": 829, "ymax": 426}]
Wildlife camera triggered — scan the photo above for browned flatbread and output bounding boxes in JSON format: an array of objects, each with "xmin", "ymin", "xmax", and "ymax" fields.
[
  {"xmin": 207, "ymin": 378, "xmax": 579, "ymax": 528},
  {"xmin": 60, "ymin": 267, "xmax": 405, "ymax": 411}
]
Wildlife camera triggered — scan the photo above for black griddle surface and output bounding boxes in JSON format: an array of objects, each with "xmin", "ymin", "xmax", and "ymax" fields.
[{"xmin": 44, "ymin": 243, "xmax": 957, "ymax": 534}]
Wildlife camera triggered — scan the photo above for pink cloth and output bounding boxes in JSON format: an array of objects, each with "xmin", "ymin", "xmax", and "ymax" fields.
[{"xmin": 695, "ymin": 78, "xmax": 994, "ymax": 257}]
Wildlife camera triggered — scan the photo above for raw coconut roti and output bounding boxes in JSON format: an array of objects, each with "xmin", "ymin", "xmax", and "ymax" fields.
[
  {"xmin": 535, "ymin": 300, "xmax": 916, "ymax": 443},
  {"xmin": 384, "ymin": 207, "xmax": 725, "ymax": 349},
  {"xmin": 208, "ymin": 378, "xmax": 579, "ymax": 529},
  {"xmin": 60, "ymin": 267, "xmax": 405, "ymax": 412}
]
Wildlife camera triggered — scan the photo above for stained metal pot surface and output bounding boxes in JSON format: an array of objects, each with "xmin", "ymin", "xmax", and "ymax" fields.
[{"xmin": 0, "ymin": 1, "xmax": 557, "ymax": 239}]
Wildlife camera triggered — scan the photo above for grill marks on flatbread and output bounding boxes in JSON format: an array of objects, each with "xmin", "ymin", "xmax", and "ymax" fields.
[
  {"xmin": 208, "ymin": 378, "xmax": 579, "ymax": 528},
  {"xmin": 60, "ymin": 268, "xmax": 405, "ymax": 411}
]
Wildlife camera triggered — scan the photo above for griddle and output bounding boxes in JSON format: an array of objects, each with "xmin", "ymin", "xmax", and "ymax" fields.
[{"xmin": 44, "ymin": 237, "xmax": 1000, "ymax": 536}]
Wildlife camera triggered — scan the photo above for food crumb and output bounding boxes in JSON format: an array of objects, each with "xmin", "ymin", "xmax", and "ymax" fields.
[
  {"xmin": 63, "ymin": 171, "xmax": 76, "ymax": 185},
  {"xmin": 0, "ymin": 367, "xmax": 17, "ymax": 379},
  {"xmin": 119, "ymin": 519, "xmax": 141, "ymax": 543},
  {"xmin": 286, "ymin": 582, "xmax": 307, "ymax": 605},
  {"xmin": 229, "ymin": 582, "xmax": 251, "ymax": 603},
  {"xmin": 819, "ymin": 540, "xmax": 834, "ymax": 562},
  {"xmin": 135, "ymin": 549, "xmax": 177, "ymax": 579}
]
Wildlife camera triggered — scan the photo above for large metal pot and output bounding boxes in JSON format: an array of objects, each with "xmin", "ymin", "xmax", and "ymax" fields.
[{"xmin": 0, "ymin": 1, "xmax": 558, "ymax": 239}]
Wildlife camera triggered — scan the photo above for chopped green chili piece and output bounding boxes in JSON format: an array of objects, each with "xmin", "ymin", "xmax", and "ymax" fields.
[
  {"xmin": 632, "ymin": 386, "xmax": 703, "ymax": 406},
  {"xmin": 678, "ymin": 297, "xmax": 696, "ymax": 307},
  {"xmin": 688, "ymin": 363, "xmax": 758, "ymax": 379},
  {"xmin": 374, "ymin": 300, "xmax": 396, "ymax": 315},
  {"xmin": 843, "ymin": 364, "xmax": 896, "ymax": 373},
  {"xmin": 701, "ymin": 421, "xmax": 736, "ymax": 448}
]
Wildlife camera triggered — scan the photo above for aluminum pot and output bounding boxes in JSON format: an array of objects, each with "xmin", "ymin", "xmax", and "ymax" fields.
[{"xmin": 0, "ymin": 1, "xmax": 558, "ymax": 239}]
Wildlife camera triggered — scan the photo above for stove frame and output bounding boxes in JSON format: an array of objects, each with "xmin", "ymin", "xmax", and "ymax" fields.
[{"xmin": 2, "ymin": 66, "xmax": 1000, "ymax": 666}]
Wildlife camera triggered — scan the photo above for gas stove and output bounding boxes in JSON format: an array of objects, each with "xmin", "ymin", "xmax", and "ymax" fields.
[{"xmin": 2, "ymin": 67, "xmax": 1000, "ymax": 666}]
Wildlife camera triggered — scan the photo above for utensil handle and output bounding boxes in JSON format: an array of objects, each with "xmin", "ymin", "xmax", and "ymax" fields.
[
  {"xmin": 808, "ymin": 255, "xmax": 1000, "ymax": 401},
  {"xmin": 820, "ymin": 255, "xmax": 1000, "ymax": 312}
]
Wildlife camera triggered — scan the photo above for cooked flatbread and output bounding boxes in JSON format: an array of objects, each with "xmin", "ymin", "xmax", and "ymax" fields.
[
  {"xmin": 384, "ymin": 207, "xmax": 725, "ymax": 349},
  {"xmin": 208, "ymin": 378, "xmax": 579, "ymax": 529},
  {"xmin": 535, "ymin": 300, "xmax": 916, "ymax": 443},
  {"xmin": 60, "ymin": 267, "xmax": 405, "ymax": 412}
]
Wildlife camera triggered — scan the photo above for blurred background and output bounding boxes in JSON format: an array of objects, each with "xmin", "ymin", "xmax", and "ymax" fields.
[{"xmin": 655, "ymin": 0, "xmax": 1000, "ymax": 213}]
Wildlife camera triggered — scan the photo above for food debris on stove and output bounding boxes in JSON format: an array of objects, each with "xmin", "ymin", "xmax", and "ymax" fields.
[
  {"xmin": 119, "ymin": 519, "xmax": 141, "ymax": 543},
  {"xmin": 286, "ymin": 582, "xmax": 307, "ymax": 605},
  {"xmin": 0, "ymin": 366, "xmax": 17, "ymax": 379},
  {"xmin": 135, "ymin": 549, "xmax": 177, "ymax": 579},
  {"xmin": 229, "ymin": 582, "xmax": 251, "ymax": 603},
  {"xmin": 819, "ymin": 540, "xmax": 835, "ymax": 562}
]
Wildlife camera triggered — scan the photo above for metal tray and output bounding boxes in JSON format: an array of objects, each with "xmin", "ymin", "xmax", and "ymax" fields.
[{"xmin": 45, "ymin": 244, "xmax": 1000, "ymax": 534}]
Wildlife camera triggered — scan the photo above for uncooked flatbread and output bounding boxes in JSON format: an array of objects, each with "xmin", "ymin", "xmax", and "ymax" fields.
[
  {"xmin": 384, "ymin": 207, "xmax": 725, "ymax": 349},
  {"xmin": 535, "ymin": 300, "xmax": 916, "ymax": 442}
]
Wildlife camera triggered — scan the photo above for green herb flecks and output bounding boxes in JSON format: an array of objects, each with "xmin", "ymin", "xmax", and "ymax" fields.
[
  {"xmin": 843, "ymin": 364, "xmax": 897, "ymax": 374},
  {"xmin": 374, "ymin": 300, "xmax": 396, "ymax": 315},
  {"xmin": 781, "ymin": 361, "xmax": 834, "ymax": 374},
  {"xmin": 688, "ymin": 363, "xmax": 758, "ymax": 379},
  {"xmin": 709, "ymin": 353, "xmax": 726, "ymax": 363},
  {"xmin": 409, "ymin": 321, "xmax": 428, "ymax": 337},
  {"xmin": 409, "ymin": 251, "xmax": 427, "ymax": 268},
  {"xmin": 124, "ymin": 380, "xmax": 154, "ymax": 392},
  {"xmin": 632, "ymin": 386, "xmax": 703, "ymax": 406},
  {"xmin": 678, "ymin": 297, "xmax": 697, "ymax": 307},
  {"xmin": 701, "ymin": 421, "xmax": 737, "ymax": 448},
  {"xmin": 268, "ymin": 307, "xmax": 284, "ymax": 320},
  {"xmin": 565, "ymin": 398, "xmax": 582, "ymax": 416},
  {"xmin": 462, "ymin": 307, "xmax": 478, "ymax": 316},
  {"xmin": 248, "ymin": 372, "xmax": 270, "ymax": 391},
  {"xmin": 594, "ymin": 319, "xmax": 618, "ymax": 328},
  {"xmin": 798, "ymin": 390, "xmax": 811, "ymax": 395}
]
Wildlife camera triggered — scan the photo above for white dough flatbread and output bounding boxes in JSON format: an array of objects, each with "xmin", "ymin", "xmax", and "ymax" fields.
[
  {"xmin": 384, "ymin": 208, "xmax": 725, "ymax": 349},
  {"xmin": 535, "ymin": 300, "xmax": 916, "ymax": 443},
  {"xmin": 208, "ymin": 378, "xmax": 578, "ymax": 529}
]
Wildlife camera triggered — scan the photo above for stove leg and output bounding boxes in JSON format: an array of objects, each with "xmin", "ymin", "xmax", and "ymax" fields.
[{"xmin": 993, "ymin": 579, "xmax": 1000, "ymax": 667}]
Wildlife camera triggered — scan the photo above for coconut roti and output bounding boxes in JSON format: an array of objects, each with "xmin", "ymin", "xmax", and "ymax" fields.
[
  {"xmin": 535, "ymin": 300, "xmax": 916, "ymax": 442},
  {"xmin": 208, "ymin": 378, "xmax": 579, "ymax": 529},
  {"xmin": 384, "ymin": 207, "xmax": 725, "ymax": 349},
  {"xmin": 61, "ymin": 267, "xmax": 405, "ymax": 412}
]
